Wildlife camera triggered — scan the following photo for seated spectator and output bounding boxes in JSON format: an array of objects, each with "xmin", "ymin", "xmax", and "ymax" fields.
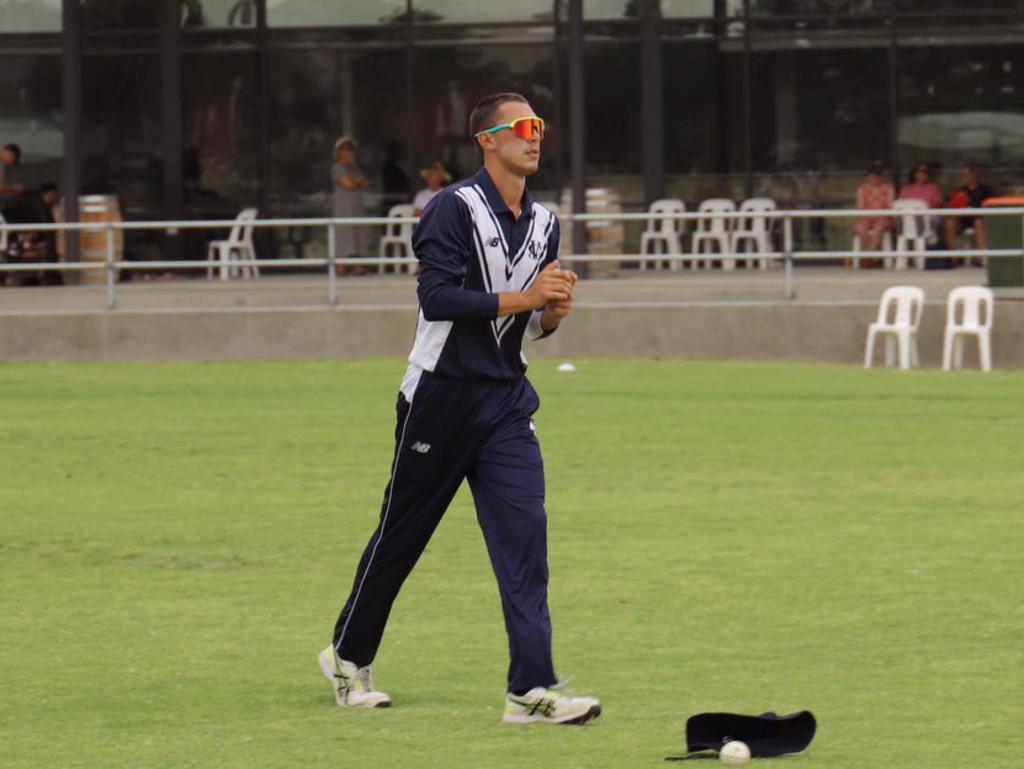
[
  {"xmin": 945, "ymin": 164, "xmax": 994, "ymax": 254},
  {"xmin": 854, "ymin": 162, "xmax": 895, "ymax": 260},
  {"xmin": 413, "ymin": 161, "xmax": 451, "ymax": 215},
  {"xmin": 1, "ymin": 185, "xmax": 61, "ymax": 286},
  {"xmin": 899, "ymin": 162, "xmax": 944, "ymax": 208},
  {"xmin": 899, "ymin": 162, "xmax": 944, "ymax": 245}
]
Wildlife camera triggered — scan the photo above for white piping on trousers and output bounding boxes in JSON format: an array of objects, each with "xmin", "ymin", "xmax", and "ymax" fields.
[{"xmin": 334, "ymin": 398, "xmax": 415, "ymax": 655}]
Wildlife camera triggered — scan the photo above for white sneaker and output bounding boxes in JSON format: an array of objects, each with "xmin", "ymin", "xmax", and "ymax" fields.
[
  {"xmin": 318, "ymin": 645, "xmax": 391, "ymax": 708},
  {"xmin": 502, "ymin": 686, "xmax": 601, "ymax": 725}
]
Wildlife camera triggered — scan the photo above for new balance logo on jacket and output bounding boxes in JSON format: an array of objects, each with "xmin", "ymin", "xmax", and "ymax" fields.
[{"xmin": 410, "ymin": 441, "xmax": 431, "ymax": 454}]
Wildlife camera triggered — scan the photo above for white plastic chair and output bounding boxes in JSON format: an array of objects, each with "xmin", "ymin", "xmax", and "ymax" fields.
[
  {"xmin": 942, "ymin": 286, "xmax": 993, "ymax": 372},
  {"xmin": 639, "ymin": 198, "xmax": 685, "ymax": 270},
  {"xmin": 207, "ymin": 207, "xmax": 259, "ymax": 281},
  {"xmin": 691, "ymin": 198, "xmax": 735, "ymax": 270},
  {"xmin": 378, "ymin": 204, "xmax": 415, "ymax": 274},
  {"xmin": 864, "ymin": 286, "xmax": 925, "ymax": 370},
  {"xmin": 731, "ymin": 197, "xmax": 776, "ymax": 269},
  {"xmin": 893, "ymin": 199, "xmax": 929, "ymax": 270}
]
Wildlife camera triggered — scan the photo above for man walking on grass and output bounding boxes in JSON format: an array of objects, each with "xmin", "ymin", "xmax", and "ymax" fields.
[{"xmin": 320, "ymin": 92, "xmax": 601, "ymax": 725}]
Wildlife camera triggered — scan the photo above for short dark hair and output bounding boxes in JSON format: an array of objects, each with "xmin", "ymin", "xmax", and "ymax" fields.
[
  {"xmin": 40, "ymin": 182, "xmax": 58, "ymax": 195},
  {"xmin": 866, "ymin": 161, "xmax": 883, "ymax": 176},
  {"xmin": 469, "ymin": 92, "xmax": 528, "ymax": 139},
  {"xmin": 2, "ymin": 143, "xmax": 21, "ymax": 163}
]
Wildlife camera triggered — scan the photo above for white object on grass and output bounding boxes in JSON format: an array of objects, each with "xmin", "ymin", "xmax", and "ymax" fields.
[
  {"xmin": 556, "ymin": 362, "xmax": 577, "ymax": 372},
  {"xmin": 720, "ymin": 740, "xmax": 751, "ymax": 765}
]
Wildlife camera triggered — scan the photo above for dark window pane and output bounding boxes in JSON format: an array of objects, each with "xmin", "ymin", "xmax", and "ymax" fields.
[
  {"xmin": 748, "ymin": 0, "xmax": 887, "ymax": 16},
  {"xmin": 267, "ymin": 47, "xmax": 410, "ymax": 218},
  {"xmin": 892, "ymin": 0, "xmax": 1024, "ymax": 28},
  {"xmin": 412, "ymin": 0, "xmax": 555, "ymax": 24},
  {"xmin": 898, "ymin": 45, "xmax": 1024, "ymax": 183},
  {"xmin": 0, "ymin": 54, "xmax": 62, "ymax": 190},
  {"xmin": 81, "ymin": 54, "xmax": 163, "ymax": 217},
  {"xmin": 81, "ymin": 32, "xmax": 160, "ymax": 54},
  {"xmin": 663, "ymin": 44, "xmax": 744, "ymax": 199},
  {"xmin": 0, "ymin": 0, "xmax": 61, "ymax": 32},
  {"xmin": 749, "ymin": 49, "xmax": 890, "ymax": 204},
  {"xmin": 82, "ymin": 0, "xmax": 159, "ymax": 30},
  {"xmin": 584, "ymin": 42, "xmax": 642, "ymax": 177},
  {"xmin": 747, "ymin": 0, "xmax": 889, "ymax": 34},
  {"xmin": 182, "ymin": 52, "xmax": 261, "ymax": 216},
  {"xmin": 267, "ymin": 0, "xmax": 408, "ymax": 27},
  {"xmin": 266, "ymin": 26, "xmax": 408, "ymax": 47},
  {"xmin": 413, "ymin": 45, "xmax": 558, "ymax": 193},
  {"xmin": 582, "ymin": 20, "xmax": 641, "ymax": 41}
]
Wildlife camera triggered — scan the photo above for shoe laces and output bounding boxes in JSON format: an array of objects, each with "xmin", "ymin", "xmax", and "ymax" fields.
[{"xmin": 526, "ymin": 690, "xmax": 561, "ymax": 717}]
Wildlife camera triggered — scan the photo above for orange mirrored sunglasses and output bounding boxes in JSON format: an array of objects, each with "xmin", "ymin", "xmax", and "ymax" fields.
[{"xmin": 474, "ymin": 116, "xmax": 545, "ymax": 141}]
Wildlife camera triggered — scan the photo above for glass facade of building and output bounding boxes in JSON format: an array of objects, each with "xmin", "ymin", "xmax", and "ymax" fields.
[{"xmin": 2, "ymin": 0, "xmax": 1023, "ymax": 258}]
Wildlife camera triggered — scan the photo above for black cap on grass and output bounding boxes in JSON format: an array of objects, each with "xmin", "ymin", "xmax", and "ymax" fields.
[{"xmin": 666, "ymin": 710, "xmax": 817, "ymax": 761}]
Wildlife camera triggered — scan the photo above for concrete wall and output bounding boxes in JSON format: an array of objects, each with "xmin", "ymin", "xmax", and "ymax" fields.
[{"xmin": 2, "ymin": 301, "xmax": 1022, "ymax": 368}]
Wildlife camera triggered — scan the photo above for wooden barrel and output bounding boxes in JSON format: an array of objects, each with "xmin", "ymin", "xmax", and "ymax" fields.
[
  {"xmin": 78, "ymin": 195, "xmax": 124, "ymax": 284},
  {"xmin": 559, "ymin": 188, "xmax": 624, "ymax": 278}
]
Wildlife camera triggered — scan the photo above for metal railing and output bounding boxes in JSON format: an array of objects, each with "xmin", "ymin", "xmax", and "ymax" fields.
[{"xmin": 1, "ymin": 206, "xmax": 1021, "ymax": 309}]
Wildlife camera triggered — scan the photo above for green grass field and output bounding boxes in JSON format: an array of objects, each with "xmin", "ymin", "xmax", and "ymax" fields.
[{"xmin": 2, "ymin": 359, "xmax": 1022, "ymax": 769}]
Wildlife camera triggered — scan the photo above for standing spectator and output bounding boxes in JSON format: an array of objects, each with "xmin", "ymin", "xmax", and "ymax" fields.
[
  {"xmin": 854, "ymin": 162, "xmax": 895, "ymax": 264},
  {"xmin": 945, "ymin": 164, "xmax": 994, "ymax": 255},
  {"xmin": 331, "ymin": 136, "xmax": 369, "ymax": 274},
  {"xmin": 412, "ymin": 161, "xmax": 451, "ymax": 215},
  {"xmin": 0, "ymin": 143, "xmax": 23, "ymax": 204}
]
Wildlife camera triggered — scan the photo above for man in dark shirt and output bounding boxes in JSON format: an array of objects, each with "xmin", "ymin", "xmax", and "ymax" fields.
[
  {"xmin": 320, "ymin": 92, "xmax": 601, "ymax": 725},
  {"xmin": 945, "ymin": 164, "xmax": 994, "ymax": 255}
]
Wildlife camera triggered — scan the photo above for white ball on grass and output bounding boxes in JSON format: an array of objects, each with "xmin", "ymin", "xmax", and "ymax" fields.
[
  {"xmin": 556, "ymin": 362, "xmax": 576, "ymax": 372},
  {"xmin": 719, "ymin": 740, "xmax": 751, "ymax": 765}
]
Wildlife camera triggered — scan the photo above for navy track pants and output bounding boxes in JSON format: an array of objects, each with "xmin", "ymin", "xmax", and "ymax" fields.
[{"xmin": 332, "ymin": 372, "xmax": 557, "ymax": 694}]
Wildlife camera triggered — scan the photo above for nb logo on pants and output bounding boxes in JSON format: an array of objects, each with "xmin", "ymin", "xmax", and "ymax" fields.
[{"xmin": 410, "ymin": 441, "xmax": 432, "ymax": 454}]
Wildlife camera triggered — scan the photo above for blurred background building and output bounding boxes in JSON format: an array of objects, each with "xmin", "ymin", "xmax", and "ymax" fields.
[{"xmin": 2, "ymin": 0, "xmax": 1023, "ymax": 259}]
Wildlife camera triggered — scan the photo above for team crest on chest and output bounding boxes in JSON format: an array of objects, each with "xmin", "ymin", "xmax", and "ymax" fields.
[{"xmin": 455, "ymin": 185, "xmax": 556, "ymax": 346}]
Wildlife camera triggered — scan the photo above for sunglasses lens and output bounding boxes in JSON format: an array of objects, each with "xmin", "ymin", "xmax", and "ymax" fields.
[{"xmin": 513, "ymin": 118, "xmax": 544, "ymax": 140}]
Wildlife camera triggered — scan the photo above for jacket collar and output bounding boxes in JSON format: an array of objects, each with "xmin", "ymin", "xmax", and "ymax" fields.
[{"xmin": 473, "ymin": 167, "xmax": 535, "ymax": 219}]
